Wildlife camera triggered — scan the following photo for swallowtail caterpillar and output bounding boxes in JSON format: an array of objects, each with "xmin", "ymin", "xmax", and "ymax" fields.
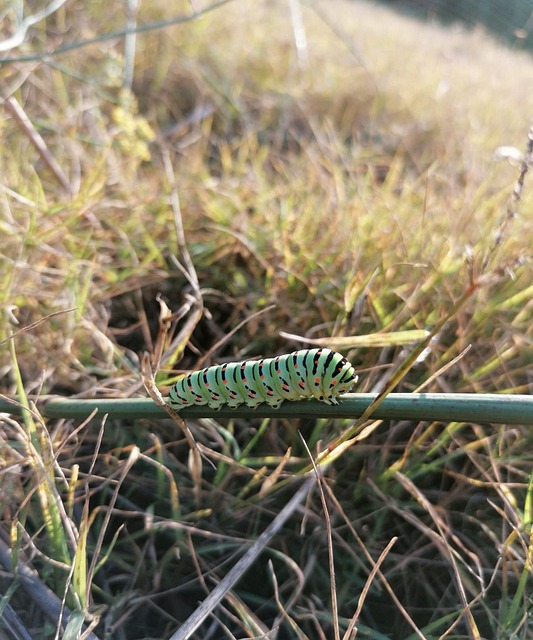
[{"xmin": 168, "ymin": 348, "xmax": 357, "ymax": 410}]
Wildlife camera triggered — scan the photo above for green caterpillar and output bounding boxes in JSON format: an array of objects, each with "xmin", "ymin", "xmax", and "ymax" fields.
[{"xmin": 168, "ymin": 348, "xmax": 357, "ymax": 410}]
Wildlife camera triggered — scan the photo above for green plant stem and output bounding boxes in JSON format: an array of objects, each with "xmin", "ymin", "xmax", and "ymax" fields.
[{"xmin": 1, "ymin": 393, "xmax": 532, "ymax": 424}]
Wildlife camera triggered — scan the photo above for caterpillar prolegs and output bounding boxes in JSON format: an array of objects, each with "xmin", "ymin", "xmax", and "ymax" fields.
[{"xmin": 168, "ymin": 348, "xmax": 357, "ymax": 410}]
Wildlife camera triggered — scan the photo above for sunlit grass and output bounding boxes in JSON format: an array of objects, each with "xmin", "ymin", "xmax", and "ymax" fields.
[{"xmin": 0, "ymin": 0, "xmax": 532, "ymax": 637}]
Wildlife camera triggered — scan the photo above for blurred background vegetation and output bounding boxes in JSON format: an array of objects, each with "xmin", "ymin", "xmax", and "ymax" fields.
[
  {"xmin": 381, "ymin": 0, "xmax": 533, "ymax": 48},
  {"xmin": 0, "ymin": 0, "xmax": 532, "ymax": 638}
]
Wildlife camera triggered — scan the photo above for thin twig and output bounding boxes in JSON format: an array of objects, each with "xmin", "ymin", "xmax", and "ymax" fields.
[
  {"xmin": 0, "ymin": 0, "xmax": 69, "ymax": 52},
  {"xmin": 0, "ymin": 0, "xmax": 236, "ymax": 63}
]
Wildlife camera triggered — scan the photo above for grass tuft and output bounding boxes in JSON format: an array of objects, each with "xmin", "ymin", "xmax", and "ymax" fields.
[{"xmin": 1, "ymin": 0, "xmax": 532, "ymax": 638}]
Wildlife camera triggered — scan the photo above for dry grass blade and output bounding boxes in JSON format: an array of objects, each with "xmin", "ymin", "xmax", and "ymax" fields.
[
  {"xmin": 0, "ymin": 537, "xmax": 100, "ymax": 640},
  {"xmin": 279, "ymin": 329, "xmax": 429, "ymax": 348},
  {"xmin": 268, "ymin": 557, "xmax": 308, "ymax": 639},
  {"xmin": 300, "ymin": 436, "xmax": 341, "ymax": 640},
  {"xmin": 324, "ymin": 486, "xmax": 424, "ymax": 638},
  {"xmin": 218, "ymin": 590, "xmax": 272, "ymax": 638},
  {"xmin": 158, "ymin": 147, "xmax": 204, "ymax": 369},
  {"xmin": 392, "ymin": 473, "xmax": 482, "ymax": 639},
  {"xmin": 168, "ymin": 476, "xmax": 316, "ymax": 640},
  {"xmin": 267, "ymin": 553, "xmax": 308, "ymax": 638},
  {"xmin": 195, "ymin": 304, "xmax": 276, "ymax": 369},
  {"xmin": 141, "ymin": 352, "xmax": 203, "ymax": 504},
  {"xmin": 342, "ymin": 538, "xmax": 397, "ymax": 640},
  {"xmin": 317, "ymin": 282, "xmax": 483, "ymax": 461},
  {"xmin": 0, "ymin": 308, "xmax": 78, "ymax": 348},
  {"xmin": 4, "ymin": 97, "xmax": 72, "ymax": 195}
]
